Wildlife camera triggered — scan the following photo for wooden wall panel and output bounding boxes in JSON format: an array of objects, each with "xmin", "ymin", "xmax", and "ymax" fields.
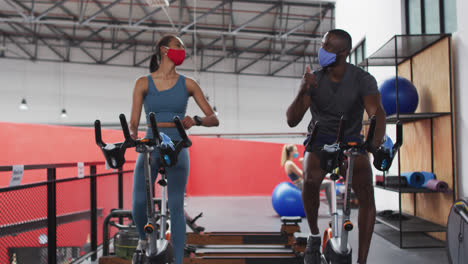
[
  {"xmin": 400, "ymin": 120, "xmax": 432, "ymax": 214},
  {"xmin": 376, "ymin": 36, "xmax": 455, "ymax": 243},
  {"xmin": 396, "ymin": 37, "xmax": 455, "ymax": 234},
  {"xmin": 411, "ymin": 38, "xmax": 451, "ymax": 113},
  {"xmin": 414, "ymin": 115, "xmax": 453, "ymax": 228},
  {"xmin": 399, "ymin": 120, "xmax": 432, "ymax": 172},
  {"xmin": 433, "ymin": 115, "xmax": 454, "ymax": 188},
  {"xmin": 397, "ymin": 55, "xmax": 415, "ymax": 215},
  {"xmin": 398, "ymin": 59, "xmax": 412, "ymax": 80}
]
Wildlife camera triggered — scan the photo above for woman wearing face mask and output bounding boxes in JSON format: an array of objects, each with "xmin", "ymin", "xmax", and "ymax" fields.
[
  {"xmin": 281, "ymin": 144, "xmax": 304, "ymax": 190},
  {"xmin": 129, "ymin": 35, "xmax": 219, "ymax": 264},
  {"xmin": 280, "ymin": 144, "xmax": 332, "ymax": 214}
]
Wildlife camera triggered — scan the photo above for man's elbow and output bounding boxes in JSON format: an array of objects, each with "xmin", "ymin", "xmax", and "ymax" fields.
[{"xmin": 287, "ymin": 116, "xmax": 299, "ymax": 128}]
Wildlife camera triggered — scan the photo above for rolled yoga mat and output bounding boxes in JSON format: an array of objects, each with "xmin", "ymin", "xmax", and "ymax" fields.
[
  {"xmin": 420, "ymin": 171, "xmax": 435, "ymax": 187},
  {"xmin": 425, "ymin": 179, "xmax": 450, "ymax": 193},
  {"xmin": 401, "ymin": 171, "xmax": 435, "ymax": 188},
  {"xmin": 401, "ymin": 172, "xmax": 425, "ymax": 187}
]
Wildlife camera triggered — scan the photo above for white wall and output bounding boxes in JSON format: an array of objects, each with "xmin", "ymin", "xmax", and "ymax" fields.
[
  {"xmin": 453, "ymin": 0, "xmax": 468, "ymax": 197},
  {"xmin": 335, "ymin": 0, "xmax": 403, "ymax": 83},
  {"xmin": 336, "ymin": 0, "xmax": 468, "ymax": 202},
  {"xmin": 0, "ymin": 58, "xmax": 310, "ymax": 144},
  {"xmin": 335, "ymin": 0, "xmax": 404, "ymax": 210}
]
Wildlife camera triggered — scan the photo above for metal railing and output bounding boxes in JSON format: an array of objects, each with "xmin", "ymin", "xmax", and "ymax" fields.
[{"xmin": 0, "ymin": 161, "xmax": 135, "ymax": 264}]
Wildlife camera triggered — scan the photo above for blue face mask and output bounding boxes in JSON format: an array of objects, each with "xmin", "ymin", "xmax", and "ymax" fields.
[
  {"xmin": 293, "ymin": 152, "xmax": 299, "ymax": 159},
  {"xmin": 318, "ymin": 47, "xmax": 337, "ymax": 67}
]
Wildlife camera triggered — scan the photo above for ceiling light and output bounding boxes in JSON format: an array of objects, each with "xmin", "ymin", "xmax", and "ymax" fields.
[
  {"xmin": 19, "ymin": 98, "xmax": 29, "ymax": 110},
  {"xmin": 61, "ymin": 108, "xmax": 68, "ymax": 118}
]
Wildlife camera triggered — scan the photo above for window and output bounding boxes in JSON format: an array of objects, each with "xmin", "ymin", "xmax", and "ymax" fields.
[
  {"xmin": 348, "ymin": 39, "xmax": 366, "ymax": 68},
  {"xmin": 405, "ymin": 0, "xmax": 457, "ymax": 34}
]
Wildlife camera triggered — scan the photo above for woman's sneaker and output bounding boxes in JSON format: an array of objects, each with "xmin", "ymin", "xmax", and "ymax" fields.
[{"xmin": 304, "ymin": 235, "xmax": 322, "ymax": 264}]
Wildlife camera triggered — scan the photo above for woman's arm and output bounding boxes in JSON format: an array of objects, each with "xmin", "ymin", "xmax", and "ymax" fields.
[
  {"xmin": 285, "ymin": 161, "xmax": 304, "ymax": 178},
  {"xmin": 183, "ymin": 77, "xmax": 219, "ymax": 129},
  {"xmin": 129, "ymin": 77, "xmax": 148, "ymax": 139}
]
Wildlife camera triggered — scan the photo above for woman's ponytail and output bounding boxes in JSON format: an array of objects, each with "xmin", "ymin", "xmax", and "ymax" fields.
[{"xmin": 149, "ymin": 53, "xmax": 159, "ymax": 73}]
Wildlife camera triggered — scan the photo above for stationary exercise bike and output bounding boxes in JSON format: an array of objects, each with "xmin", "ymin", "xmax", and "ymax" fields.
[
  {"xmin": 307, "ymin": 116, "xmax": 402, "ymax": 264},
  {"xmin": 447, "ymin": 198, "xmax": 468, "ymax": 264},
  {"xmin": 95, "ymin": 112, "xmax": 192, "ymax": 264}
]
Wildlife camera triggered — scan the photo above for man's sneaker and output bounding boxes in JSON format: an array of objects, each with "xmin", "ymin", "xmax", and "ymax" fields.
[
  {"xmin": 133, "ymin": 239, "xmax": 147, "ymax": 264},
  {"xmin": 136, "ymin": 239, "xmax": 147, "ymax": 252},
  {"xmin": 304, "ymin": 235, "xmax": 322, "ymax": 264}
]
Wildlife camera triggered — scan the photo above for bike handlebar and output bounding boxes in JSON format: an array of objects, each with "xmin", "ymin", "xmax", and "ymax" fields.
[
  {"xmin": 308, "ymin": 115, "xmax": 402, "ymax": 172},
  {"xmin": 94, "ymin": 112, "xmax": 192, "ymax": 169},
  {"xmin": 311, "ymin": 115, "xmax": 377, "ymax": 151}
]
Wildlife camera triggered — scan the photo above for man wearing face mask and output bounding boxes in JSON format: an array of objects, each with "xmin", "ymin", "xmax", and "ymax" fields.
[{"xmin": 286, "ymin": 29, "xmax": 386, "ymax": 264}]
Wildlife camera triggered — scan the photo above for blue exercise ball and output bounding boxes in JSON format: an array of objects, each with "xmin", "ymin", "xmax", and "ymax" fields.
[
  {"xmin": 272, "ymin": 182, "xmax": 305, "ymax": 217},
  {"xmin": 379, "ymin": 77, "xmax": 419, "ymax": 116}
]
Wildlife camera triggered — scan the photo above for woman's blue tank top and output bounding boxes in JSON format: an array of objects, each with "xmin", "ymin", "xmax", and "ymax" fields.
[
  {"xmin": 143, "ymin": 74, "xmax": 188, "ymax": 141},
  {"xmin": 287, "ymin": 172, "xmax": 300, "ymax": 182}
]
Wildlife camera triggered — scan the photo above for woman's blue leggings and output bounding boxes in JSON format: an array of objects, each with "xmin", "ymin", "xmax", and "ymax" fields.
[{"xmin": 132, "ymin": 147, "xmax": 189, "ymax": 264}]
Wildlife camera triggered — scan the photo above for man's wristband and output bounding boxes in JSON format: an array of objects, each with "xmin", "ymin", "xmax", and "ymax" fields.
[{"xmin": 194, "ymin": 115, "xmax": 203, "ymax": 126}]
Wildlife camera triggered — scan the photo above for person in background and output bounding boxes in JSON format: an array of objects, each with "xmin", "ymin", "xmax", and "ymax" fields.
[{"xmin": 281, "ymin": 144, "xmax": 332, "ymax": 214}]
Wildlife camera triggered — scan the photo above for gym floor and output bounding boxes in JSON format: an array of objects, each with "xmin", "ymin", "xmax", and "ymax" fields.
[{"xmin": 184, "ymin": 196, "xmax": 449, "ymax": 264}]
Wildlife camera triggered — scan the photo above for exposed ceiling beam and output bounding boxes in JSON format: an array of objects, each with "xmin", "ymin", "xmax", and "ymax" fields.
[
  {"xmin": 81, "ymin": 0, "xmax": 121, "ymax": 25},
  {"xmin": 236, "ymin": 53, "xmax": 269, "ymax": 73},
  {"xmin": 113, "ymin": 29, "xmax": 146, "ymax": 49},
  {"xmin": 0, "ymin": 17, "xmax": 323, "ymax": 41},
  {"xmin": 4, "ymin": 34, "xmax": 34, "ymax": 58},
  {"xmin": 38, "ymin": 37, "xmax": 66, "ymax": 60},
  {"xmin": 79, "ymin": 46, "xmax": 100, "ymax": 63},
  {"xmin": 133, "ymin": 0, "xmax": 176, "ymax": 26},
  {"xmin": 57, "ymin": 4, "xmax": 107, "ymax": 42},
  {"xmin": 280, "ymin": 8, "xmax": 327, "ymax": 38},
  {"xmin": 231, "ymin": 0, "xmax": 334, "ymax": 8},
  {"xmin": 232, "ymin": 3, "xmax": 279, "ymax": 34},
  {"xmin": 202, "ymin": 36, "xmax": 268, "ymax": 71},
  {"xmin": 180, "ymin": 1, "xmax": 227, "ymax": 32},
  {"xmin": 270, "ymin": 53, "xmax": 304, "ymax": 75},
  {"xmin": 35, "ymin": 0, "xmax": 69, "ymax": 21},
  {"xmin": 4, "ymin": 0, "xmax": 30, "ymax": 21}
]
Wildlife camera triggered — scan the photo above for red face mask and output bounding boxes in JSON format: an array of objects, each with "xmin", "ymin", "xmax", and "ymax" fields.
[{"xmin": 164, "ymin": 46, "xmax": 185, "ymax": 66}]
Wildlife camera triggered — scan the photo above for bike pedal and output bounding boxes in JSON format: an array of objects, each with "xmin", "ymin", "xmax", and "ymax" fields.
[
  {"xmin": 144, "ymin": 223, "xmax": 154, "ymax": 234},
  {"xmin": 343, "ymin": 220, "xmax": 353, "ymax": 231}
]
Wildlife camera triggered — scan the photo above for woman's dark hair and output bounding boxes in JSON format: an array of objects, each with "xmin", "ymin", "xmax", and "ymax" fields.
[{"xmin": 149, "ymin": 35, "xmax": 176, "ymax": 73}]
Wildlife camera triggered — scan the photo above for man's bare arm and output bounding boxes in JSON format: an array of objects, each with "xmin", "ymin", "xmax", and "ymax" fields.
[{"xmin": 286, "ymin": 66, "xmax": 316, "ymax": 127}]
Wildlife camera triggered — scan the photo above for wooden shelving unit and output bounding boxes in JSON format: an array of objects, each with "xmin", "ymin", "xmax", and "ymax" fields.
[{"xmin": 361, "ymin": 34, "xmax": 457, "ymax": 248}]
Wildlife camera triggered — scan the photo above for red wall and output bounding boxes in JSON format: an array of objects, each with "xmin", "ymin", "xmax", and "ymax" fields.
[
  {"xmin": 0, "ymin": 122, "xmax": 305, "ymax": 263},
  {"xmin": 0, "ymin": 122, "xmax": 304, "ymax": 195},
  {"xmin": 187, "ymin": 136, "xmax": 304, "ymax": 196}
]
